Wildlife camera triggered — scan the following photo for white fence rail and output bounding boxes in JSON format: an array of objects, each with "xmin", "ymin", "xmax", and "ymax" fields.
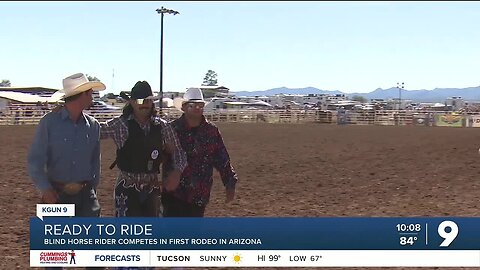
[{"xmin": 1, "ymin": 105, "xmax": 480, "ymax": 128}]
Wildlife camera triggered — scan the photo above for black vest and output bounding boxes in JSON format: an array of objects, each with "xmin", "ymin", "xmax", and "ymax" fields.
[{"xmin": 116, "ymin": 118, "xmax": 163, "ymax": 174}]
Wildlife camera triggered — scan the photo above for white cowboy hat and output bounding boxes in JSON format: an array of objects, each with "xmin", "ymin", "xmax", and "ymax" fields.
[
  {"xmin": 60, "ymin": 73, "xmax": 106, "ymax": 99},
  {"xmin": 173, "ymin": 87, "xmax": 207, "ymax": 110}
]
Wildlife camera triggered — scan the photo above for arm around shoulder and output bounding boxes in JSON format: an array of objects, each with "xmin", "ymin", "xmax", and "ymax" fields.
[{"xmin": 164, "ymin": 121, "xmax": 187, "ymax": 173}]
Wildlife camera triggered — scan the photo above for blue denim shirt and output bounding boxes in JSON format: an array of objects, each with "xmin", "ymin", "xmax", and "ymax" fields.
[{"xmin": 27, "ymin": 107, "xmax": 101, "ymax": 191}]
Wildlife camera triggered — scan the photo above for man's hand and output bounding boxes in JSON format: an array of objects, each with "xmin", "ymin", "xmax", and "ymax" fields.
[
  {"xmin": 226, "ymin": 189, "xmax": 235, "ymax": 203},
  {"xmin": 163, "ymin": 170, "xmax": 181, "ymax": 192},
  {"xmin": 42, "ymin": 188, "xmax": 59, "ymax": 204}
]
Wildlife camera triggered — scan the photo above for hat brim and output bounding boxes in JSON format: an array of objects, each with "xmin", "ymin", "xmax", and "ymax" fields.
[
  {"xmin": 120, "ymin": 91, "xmax": 160, "ymax": 101},
  {"xmin": 185, "ymin": 100, "xmax": 205, "ymax": 103},
  {"xmin": 61, "ymin": 81, "xmax": 106, "ymax": 99},
  {"xmin": 131, "ymin": 96, "xmax": 160, "ymax": 101},
  {"xmin": 173, "ymin": 97, "xmax": 185, "ymax": 111}
]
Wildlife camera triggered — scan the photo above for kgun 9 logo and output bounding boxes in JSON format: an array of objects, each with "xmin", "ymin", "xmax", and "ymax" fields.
[{"xmin": 437, "ymin": 220, "xmax": 458, "ymax": 247}]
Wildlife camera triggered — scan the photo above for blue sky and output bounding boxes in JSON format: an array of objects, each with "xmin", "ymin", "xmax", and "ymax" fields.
[{"xmin": 1, "ymin": 1, "xmax": 479, "ymax": 94}]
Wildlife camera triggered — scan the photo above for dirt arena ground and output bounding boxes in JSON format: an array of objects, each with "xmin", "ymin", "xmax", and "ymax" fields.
[{"xmin": 1, "ymin": 123, "xmax": 479, "ymax": 270}]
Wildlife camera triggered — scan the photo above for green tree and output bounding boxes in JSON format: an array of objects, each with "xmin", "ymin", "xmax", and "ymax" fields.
[
  {"xmin": 103, "ymin": 92, "xmax": 117, "ymax": 99},
  {"xmin": 86, "ymin": 75, "xmax": 101, "ymax": 82},
  {"xmin": 0, "ymin": 79, "xmax": 11, "ymax": 87},
  {"xmin": 351, "ymin": 95, "xmax": 367, "ymax": 103},
  {"xmin": 202, "ymin": 70, "xmax": 218, "ymax": 86}
]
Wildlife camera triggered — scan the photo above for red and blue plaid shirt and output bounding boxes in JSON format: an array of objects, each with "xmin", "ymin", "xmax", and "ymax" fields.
[{"xmin": 163, "ymin": 114, "xmax": 238, "ymax": 207}]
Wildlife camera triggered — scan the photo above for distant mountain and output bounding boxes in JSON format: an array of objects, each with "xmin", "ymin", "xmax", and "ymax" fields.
[
  {"xmin": 348, "ymin": 86, "xmax": 480, "ymax": 102},
  {"xmin": 233, "ymin": 87, "xmax": 343, "ymax": 97},
  {"xmin": 232, "ymin": 86, "xmax": 480, "ymax": 102}
]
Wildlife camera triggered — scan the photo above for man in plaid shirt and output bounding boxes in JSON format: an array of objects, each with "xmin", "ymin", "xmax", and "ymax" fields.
[
  {"xmin": 100, "ymin": 81, "xmax": 187, "ymax": 218},
  {"xmin": 162, "ymin": 87, "xmax": 238, "ymax": 217}
]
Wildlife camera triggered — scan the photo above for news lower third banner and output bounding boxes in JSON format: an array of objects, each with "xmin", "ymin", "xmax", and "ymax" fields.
[{"xmin": 31, "ymin": 205, "xmax": 480, "ymax": 267}]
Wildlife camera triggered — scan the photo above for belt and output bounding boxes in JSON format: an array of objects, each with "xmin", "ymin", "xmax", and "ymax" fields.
[{"xmin": 51, "ymin": 181, "xmax": 90, "ymax": 195}]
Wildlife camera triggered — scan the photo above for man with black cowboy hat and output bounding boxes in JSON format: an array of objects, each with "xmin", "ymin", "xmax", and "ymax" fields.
[
  {"xmin": 28, "ymin": 73, "xmax": 104, "ymax": 219},
  {"xmin": 100, "ymin": 80, "xmax": 187, "ymax": 218}
]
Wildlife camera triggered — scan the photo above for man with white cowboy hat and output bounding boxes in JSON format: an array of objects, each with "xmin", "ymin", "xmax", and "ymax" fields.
[
  {"xmin": 28, "ymin": 72, "xmax": 105, "ymax": 221},
  {"xmin": 100, "ymin": 80, "xmax": 187, "ymax": 219},
  {"xmin": 162, "ymin": 87, "xmax": 238, "ymax": 217}
]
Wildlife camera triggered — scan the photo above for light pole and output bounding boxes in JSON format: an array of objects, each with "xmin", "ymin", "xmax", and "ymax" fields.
[
  {"xmin": 156, "ymin": 6, "xmax": 179, "ymax": 114},
  {"xmin": 397, "ymin": 82, "xmax": 404, "ymax": 110}
]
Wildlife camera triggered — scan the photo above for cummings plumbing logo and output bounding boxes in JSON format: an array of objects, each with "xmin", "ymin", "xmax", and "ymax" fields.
[
  {"xmin": 39, "ymin": 251, "xmax": 68, "ymax": 264},
  {"xmin": 68, "ymin": 250, "xmax": 77, "ymax": 265}
]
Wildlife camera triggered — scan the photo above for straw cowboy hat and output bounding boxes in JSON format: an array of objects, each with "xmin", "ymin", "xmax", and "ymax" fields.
[
  {"xmin": 60, "ymin": 73, "xmax": 106, "ymax": 99},
  {"xmin": 173, "ymin": 87, "xmax": 206, "ymax": 110},
  {"xmin": 119, "ymin": 81, "xmax": 159, "ymax": 102}
]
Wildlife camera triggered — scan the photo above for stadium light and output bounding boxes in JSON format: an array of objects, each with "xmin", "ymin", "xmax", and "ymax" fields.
[
  {"xmin": 156, "ymin": 6, "xmax": 179, "ymax": 115},
  {"xmin": 397, "ymin": 82, "xmax": 404, "ymax": 110}
]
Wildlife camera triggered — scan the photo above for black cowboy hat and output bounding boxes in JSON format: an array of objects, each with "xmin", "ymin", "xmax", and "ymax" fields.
[{"xmin": 120, "ymin": 81, "xmax": 159, "ymax": 101}]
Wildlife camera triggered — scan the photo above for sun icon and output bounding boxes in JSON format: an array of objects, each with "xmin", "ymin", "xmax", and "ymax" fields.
[{"xmin": 233, "ymin": 253, "xmax": 242, "ymax": 264}]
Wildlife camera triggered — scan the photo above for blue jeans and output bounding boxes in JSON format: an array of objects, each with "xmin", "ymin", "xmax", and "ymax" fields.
[{"xmin": 44, "ymin": 185, "xmax": 102, "ymax": 270}]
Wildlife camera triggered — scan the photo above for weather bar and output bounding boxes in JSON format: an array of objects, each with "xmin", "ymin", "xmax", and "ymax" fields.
[{"xmin": 30, "ymin": 250, "xmax": 480, "ymax": 267}]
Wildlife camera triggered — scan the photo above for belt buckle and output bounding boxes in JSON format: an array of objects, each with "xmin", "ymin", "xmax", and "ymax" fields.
[{"xmin": 63, "ymin": 183, "xmax": 84, "ymax": 195}]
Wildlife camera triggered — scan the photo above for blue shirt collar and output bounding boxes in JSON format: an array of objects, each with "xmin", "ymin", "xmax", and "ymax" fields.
[{"xmin": 59, "ymin": 106, "xmax": 90, "ymax": 127}]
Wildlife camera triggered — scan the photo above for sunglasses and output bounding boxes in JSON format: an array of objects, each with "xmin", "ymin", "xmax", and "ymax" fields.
[
  {"xmin": 133, "ymin": 99, "xmax": 153, "ymax": 105},
  {"xmin": 186, "ymin": 103, "xmax": 205, "ymax": 109}
]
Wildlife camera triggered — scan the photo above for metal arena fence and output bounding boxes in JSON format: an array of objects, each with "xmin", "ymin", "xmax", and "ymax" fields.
[{"xmin": 1, "ymin": 105, "xmax": 480, "ymax": 128}]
